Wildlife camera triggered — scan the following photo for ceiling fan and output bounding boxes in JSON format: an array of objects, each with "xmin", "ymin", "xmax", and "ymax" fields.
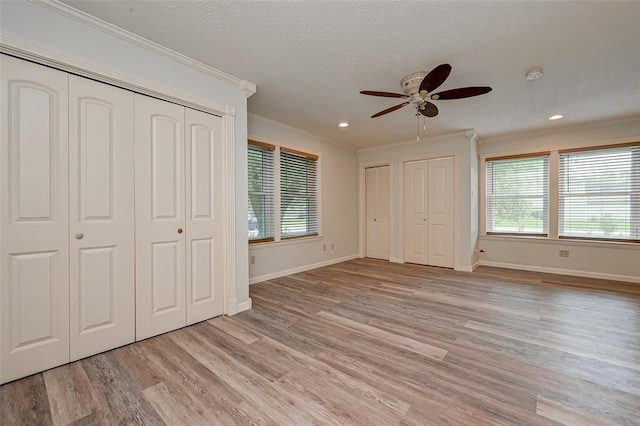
[{"xmin": 360, "ymin": 64, "xmax": 492, "ymax": 119}]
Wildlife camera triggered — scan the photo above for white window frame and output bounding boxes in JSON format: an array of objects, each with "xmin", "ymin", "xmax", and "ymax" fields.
[
  {"xmin": 484, "ymin": 152, "xmax": 550, "ymax": 237},
  {"xmin": 248, "ymin": 140, "xmax": 321, "ymax": 245},
  {"xmin": 481, "ymin": 141, "xmax": 639, "ymax": 245},
  {"xmin": 558, "ymin": 142, "xmax": 640, "ymax": 243}
]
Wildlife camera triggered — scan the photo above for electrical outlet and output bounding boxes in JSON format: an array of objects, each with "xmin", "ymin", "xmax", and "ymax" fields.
[
  {"xmin": 250, "ymin": 255, "xmax": 256, "ymax": 264},
  {"xmin": 559, "ymin": 250, "xmax": 570, "ymax": 258},
  {"xmin": 322, "ymin": 244, "xmax": 326, "ymax": 252}
]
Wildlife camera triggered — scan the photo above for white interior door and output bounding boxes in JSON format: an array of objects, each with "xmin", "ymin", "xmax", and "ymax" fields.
[
  {"xmin": 404, "ymin": 161, "xmax": 429, "ymax": 265},
  {"xmin": 1, "ymin": 56, "xmax": 70, "ymax": 384},
  {"xmin": 185, "ymin": 108, "xmax": 224, "ymax": 324},
  {"xmin": 135, "ymin": 94, "xmax": 186, "ymax": 341},
  {"xmin": 403, "ymin": 157, "xmax": 455, "ymax": 267},
  {"xmin": 365, "ymin": 166, "xmax": 390, "ymax": 260},
  {"xmin": 68, "ymin": 76, "xmax": 135, "ymax": 360},
  {"xmin": 427, "ymin": 157, "xmax": 454, "ymax": 267}
]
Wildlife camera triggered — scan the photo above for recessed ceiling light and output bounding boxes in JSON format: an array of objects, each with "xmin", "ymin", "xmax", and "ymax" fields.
[
  {"xmin": 548, "ymin": 114, "xmax": 564, "ymax": 121},
  {"xmin": 526, "ymin": 67, "xmax": 544, "ymax": 80},
  {"xmin": 338, "ymin": 122, "xmax": 349, "ymax": 128}
]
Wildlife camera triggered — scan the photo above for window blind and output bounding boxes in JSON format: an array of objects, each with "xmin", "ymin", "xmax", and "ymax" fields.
[
  {"xmin": 486, "ymin": 154, "xmax": 549, "ymax": 236},
  {"xmin": 280, "ymin": 149, "xmax": 318, "ymax": 239},
  {"xmin": 248, "ymin": 141, "xmax": 275, "ymax": 242},
  {"xmin": 559, "ymin": 143, "xmax": 640, "ymax": 242}
]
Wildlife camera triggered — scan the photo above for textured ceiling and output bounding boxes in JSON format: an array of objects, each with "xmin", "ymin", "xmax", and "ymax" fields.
[{"xmin": 62, "ymin": 0, "xmax": 640, "ymax": 149}]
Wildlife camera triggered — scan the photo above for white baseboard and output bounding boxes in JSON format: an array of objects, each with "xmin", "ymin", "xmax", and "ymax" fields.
[
  {"xmin": 249, "ymin": 254, "xmax": 359, "ymax": 285},
  {"xmin": 237, "ymin": 298, "xmax": 252, "ymax": 313},
  {"xmin": 471, "ymin": 261, "xmax": 480, "ymax": 271},
  {"xmin": 479, "ymin": 261, "xmax": 640, "ymax": 284},
  {"xmin": 389, "ymin": 256, "xmax": 403, "ymax": 264}
]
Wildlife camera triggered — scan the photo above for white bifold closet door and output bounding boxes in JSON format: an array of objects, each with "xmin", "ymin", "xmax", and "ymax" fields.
[
  {"xmin": 68, "ymin": 75, "xmax": 135, "ymax": 361},
  {"xmin": 135, "ymin": 95, "xmax": 224, "ymax": 341},
  {"xmin": 403, "ymin": 157, "xmax": 454, "ymax": 268},
  {"xmin": 0, "ymin": 55, "xmax": 70, "ymax": 383}
]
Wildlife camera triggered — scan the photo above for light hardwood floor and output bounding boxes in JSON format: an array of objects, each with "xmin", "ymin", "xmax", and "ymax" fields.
[{"xmin": 1, "ymin": 258, "xmax": 639, "ymax": 425}]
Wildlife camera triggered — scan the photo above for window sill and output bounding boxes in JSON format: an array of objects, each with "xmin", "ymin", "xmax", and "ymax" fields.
[
  {"xmin": 249, "ymin": 235, "xmax": 323, "ymax": 250},
  {"xmin": 480, "ymin": 234, "xmax": 639, "ymax": 250}
]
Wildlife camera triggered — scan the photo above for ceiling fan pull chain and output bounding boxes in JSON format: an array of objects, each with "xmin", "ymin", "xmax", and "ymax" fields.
[{"xmin": 416, "ymin": 110, "xmax": 420, "ymax": 141}]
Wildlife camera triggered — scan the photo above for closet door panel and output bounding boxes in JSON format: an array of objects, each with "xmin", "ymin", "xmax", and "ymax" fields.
[
  {"xmin": 1, "ymin": 55, "xmax": 69, "ymax": 384},
  {"xmin": 364, "ymin": 166, "xmax": 390, "ymax": 260},
  {"xmin": 376, "ymin": 166, "xmax": 390, "ymax": 260},
  {"xmin": 185, "ymin": 108, "xmax": 224, "ymax": 324},
  {"xmin": 364, "ymin": 168, "xmax": 378, "ymax": 258},
  {"xmin": 68, "ymin": 76, "xmax": 135, "ymax": 360},
  {"xmin": 403, "ymin": 161, "xmax": 429, "ymax": 265},
  {"xmin": 427, "ymin": 158, "xmax": 454, "ymax": 268},
  {"xmin": 135, "ymin": 94, "xmax": 186, "ymax": 340}
]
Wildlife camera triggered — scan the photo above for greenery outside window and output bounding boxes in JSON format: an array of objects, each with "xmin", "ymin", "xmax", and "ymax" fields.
[
  {"xmin": 486, "ymin": 153, "xmax": 549, "ymax": 236},
  {"xmin": 559, "ymin": 143, "xmax": 640, "ymax": 242},
  {"xmin": 248, "ymin": 140, "xmax": 275, "ymax": 243}
]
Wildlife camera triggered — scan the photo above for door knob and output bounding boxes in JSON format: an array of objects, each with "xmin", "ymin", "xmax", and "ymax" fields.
[
  {"xmin": 177, "ymin": 228, "xmax": 183, "ymax": 234},
  {"xmin": 75, "ymin": 233, "xmax": 84, "ymax": 240}
]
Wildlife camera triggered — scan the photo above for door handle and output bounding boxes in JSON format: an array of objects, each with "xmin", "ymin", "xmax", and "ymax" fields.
[
  {"xmin": 75, "ymin": 233, "xmax": 84, "ymax": 240},
  {"xmin": 177, "ymin": 228, "xmax": 183, "ymax": 234}
]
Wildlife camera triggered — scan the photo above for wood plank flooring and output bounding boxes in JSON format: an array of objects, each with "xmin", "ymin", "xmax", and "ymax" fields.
[{"xmin": 2, "ymin": 258, "xmax": 639, "ymax": 425}]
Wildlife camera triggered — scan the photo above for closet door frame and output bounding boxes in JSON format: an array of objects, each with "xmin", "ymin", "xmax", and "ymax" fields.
[
  {"xmin": 1, "ymin": 35, "xmax": 249, "ymax": 316},
  {"xmin": 399, "ymin": 154, "xmax": 457, "ymax": 267}
]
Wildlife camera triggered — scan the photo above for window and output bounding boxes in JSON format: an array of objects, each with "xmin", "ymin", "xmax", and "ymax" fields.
[
  {"xmin": 247, "ymin": 141, "xmax": 319, "ymax": 243},
  {"xmin": 486, "ymin": 153, "xmax": 549, "ymax": 236},
  {"xmin": 248, "ymin": 140, "xmax": 275, "ymax": 242},
  {"xmin": 280, "ymin": 148, "xmax": 318, "ymax": 239},
  {"xmin": 559, "ymin": 143, "xmax": 640, "ymax": 242}
]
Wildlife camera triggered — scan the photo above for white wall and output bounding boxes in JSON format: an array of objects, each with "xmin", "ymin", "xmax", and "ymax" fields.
[
  {"xmin": 478, "ymin": 116, "xmax": 640, "ymax": 282},
  {"xmin": 248, "ymin": 115, "xmax": 359, "ymax": 283},
  {"xmin": 357, "ymin": 131, "xmax": 478, "ymax": 271},
  {"xmin": 0, "ymin": 1, "xmax": 253, "ymax": 306}
]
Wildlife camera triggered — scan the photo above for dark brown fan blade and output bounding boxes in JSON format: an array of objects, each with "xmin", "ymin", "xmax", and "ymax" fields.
[
  {"xmin": 419, "ymin": 64, "xmax": 452, "ymax": 93},
  {"xmin": 419, "ymin": 102, "xmax": 438, "ymax": 117},
  {"xmin": 371, "ymin": 102, "xmax": 410, "ymax": 118},
  {"xmin": 431, "ymin": 86, "xmax": 492, "ymax": 100},
  {"xmin": 360, "ymin": 90, "xmax": 409, "ymax": 98}
]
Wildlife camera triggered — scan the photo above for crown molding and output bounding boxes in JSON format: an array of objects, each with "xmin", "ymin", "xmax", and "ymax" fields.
[
  {"xmin": 0, "ymin": 31, "xmax": 235, "ymax": 117},
  {"xmin": 29, "ymin": 0, "xmax": 255, "ymax": 95},
  {"xmin": 239, "ymin": 80, "xmax": 257, "ymax": 98}
]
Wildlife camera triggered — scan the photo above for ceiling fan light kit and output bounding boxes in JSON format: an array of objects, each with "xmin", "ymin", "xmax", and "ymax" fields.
[{"xmin": 360, "ymin": 63, "xmax": 492, "ymax": 121}]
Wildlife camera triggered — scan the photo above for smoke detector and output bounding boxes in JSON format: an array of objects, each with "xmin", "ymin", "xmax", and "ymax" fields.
[{"xmin": 525, "ymin": 67, "xmax": 544, "ymax": 81}]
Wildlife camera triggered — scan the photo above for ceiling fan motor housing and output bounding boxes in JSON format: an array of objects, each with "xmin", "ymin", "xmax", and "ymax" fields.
[{"xmin": 401, "ymin": 71, "xmax": 429, "ymax": 103}]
